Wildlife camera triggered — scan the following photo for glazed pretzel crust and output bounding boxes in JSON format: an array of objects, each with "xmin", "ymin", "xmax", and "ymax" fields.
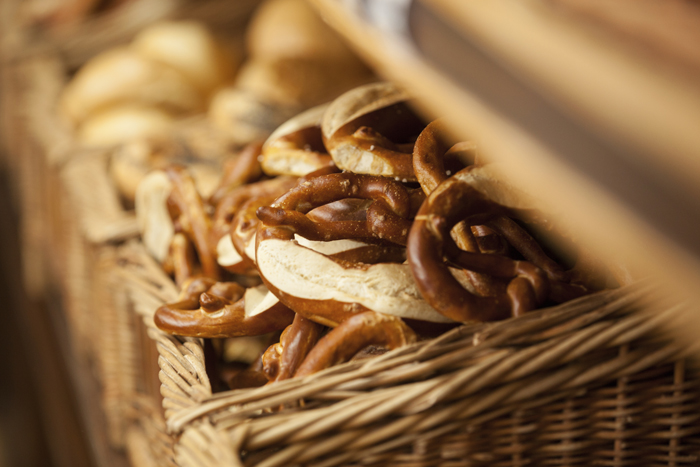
[{"xmin": 154, "ymin": 277, "xmax": 295, "ymax": 338}]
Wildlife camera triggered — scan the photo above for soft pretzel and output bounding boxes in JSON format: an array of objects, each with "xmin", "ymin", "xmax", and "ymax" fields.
[
  {"xmin": 257, "ymin": 172, "xmax": 415, "ymax": 245},
  {"xmin": 209, "ymin": 141, "xmax": 265, "ymax": 205},
  {"xmin": 295, "ymin": 311, "xmax": 416, "ymax": 377},
  {"xmin": 261, "ymin": 103, "xmax": 334, "ymax": 176},
  {"xmin": 413, "ymin": 120, "xmax": 502, "ymax": 297},
  {"xmin": 154, "ymin": 278, "xmax": 295, "ymax": 338},
  {"xmin": 212, "ymin": 176, "xmax": 298, "ymax": 273},
  {"xmin": 255, "ymin": 172, "xmax": 452, "ymax": 327},
  {"xmin": 408, "ymin": 166, "xmax": 551, "ymax": 322},
  {"xmin": 322, "ymin": 82, "xmax": 425, "ymax": 181},
  {"xmin": 262, "ymin": 314, "xmax": 324, "ymax": 382},
  {"xmin": 166, "ymin": 165, "xmax": 220, "ymax": 280}
]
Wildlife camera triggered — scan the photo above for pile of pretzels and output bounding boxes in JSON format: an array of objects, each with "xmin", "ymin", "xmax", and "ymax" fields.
[{"xmin": 136, "ymin": 82, "xmax": 620, "ymax": 389}]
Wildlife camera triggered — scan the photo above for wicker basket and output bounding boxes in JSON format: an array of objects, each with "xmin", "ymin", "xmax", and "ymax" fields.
[{"xmin": 116, "ymin": 241, "xmax": 700, "ymax": 466}]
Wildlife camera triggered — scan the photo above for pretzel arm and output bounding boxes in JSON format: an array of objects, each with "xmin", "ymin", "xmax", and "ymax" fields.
[
  {"xmin": 366, "ymin": 200, "xmax": 414, "ymax": 246},
  {"xmin": 443, "ymin": 237, "xmax": 549, "ymax": 306},
  {"xmin": 154, "ymin": 281, "xmax": 295, "ymax": 338},
  {"xmin": 169, "ymin": 233, "xmax": 198, "ymax": 288},
  {"xmin": 486, "ymin": 216, "xmax": 591, "ymax": 302},
  {"xmin": 413, "ymin": 119, "xmax": 452, "ymax": 196},
  {"xmin": 166, "ymin": 166, "xmax": 220, "ymax": 280},
  {"xmin": 486, "ymin": 216, "xmax": 567, "ymax": 281},
  {"xmin": 408, "ymin": 171, "xmax": 548, "ymax": 322},
  {"xmin": 209, "ymin": 141, "xmax": 264, "ymax": 205},
  {"xmin": 264, "ymin": 314, "xmax": 324, "ymax": 383},
  {"xmin": 295, "ymin": 312, "xmax": 417, "ymax": 377},
  {"xmin": 257, "ymin": 207, "xmax": 373, "ymax": 242},
  {"xmin": 413, "ymin": 121, "xmax": 501, "ymax": 295},
  {"xmin": 273, "ymin": 173, "xmax": 411, "ymax": 218}
]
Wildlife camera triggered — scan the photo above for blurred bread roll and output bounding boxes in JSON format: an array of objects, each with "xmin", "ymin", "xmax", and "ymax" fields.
[
  {"xmin": 60, "ymin": 47, "xmax": 203, "ymax": 126},
  {"xmin": 246, "ymin": 0, "xmax": 360, "ymax": 65},
  {"xmin": 77, "ymin": 104, "xmax": 174, "ymax": 147},
  {"xmin": 131, "ymin": 21, "xmax": 240, "ymax": 97}
]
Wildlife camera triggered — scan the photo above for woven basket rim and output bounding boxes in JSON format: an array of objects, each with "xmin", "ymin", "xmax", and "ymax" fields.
[{"xmin": 115, "ymin": 242, "xmax": 695, "ymax": 449}]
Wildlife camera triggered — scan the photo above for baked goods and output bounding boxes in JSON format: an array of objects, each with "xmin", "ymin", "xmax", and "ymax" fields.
[
  {"xmin": 208, "ymin": 0, "xmax": 373, "ymax": 146},
  {"xmin": 138, "ymin": 82, "xmax": 614, "ymax": 386},
  {"xmin": 59, "ymin": 21, "xmax": 240, "ymax": 147}
]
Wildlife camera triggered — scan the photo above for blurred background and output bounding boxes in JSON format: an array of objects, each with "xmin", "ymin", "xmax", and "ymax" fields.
[{"xmin": 1, "ymin": 0, "xmax": 700, "ymax": 465}]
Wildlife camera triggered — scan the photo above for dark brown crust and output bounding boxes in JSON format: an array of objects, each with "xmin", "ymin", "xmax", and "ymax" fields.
[
  {"xmin": 265, "ymin": 314, "xmax": 324, "ymax": 383},
  {"xmin": 413, "ymin": 121, "xmax": 504, "ymax": 296},
  {"xmin": 324, "ymin": 103, "xmax": 425, "ymax": 181},
  {"xmin": 294, "ymin": 311, "xmax": 417, "ymax": 377},
  {"xmin": 154, "ymin": 280, "xmax": 295, "ymax": 338},
  {"xmin": 407, "ymin": 168, "xmax": 550, "ymax": 322},
  {"xmin": 209, "ymin": 141, "xmax": 265, "ymax": 205},
  {"xmin": 166, "ymin": 165, "xmax": 220, "ymax": 280},
  {"xmin": 413, "ymin": 119, "xmax": 452, "ymax": 196},
  {"xmin": 256, "ymin": 172, "xmax": 413, "ymax": 244}
]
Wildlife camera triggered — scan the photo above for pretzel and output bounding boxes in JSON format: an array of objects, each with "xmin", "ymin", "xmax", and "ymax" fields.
[
  {"xmin": 295, "ymin": 311, "xmax": 416, "ymax": 377},
  {"xmin": 255, "ymin": 172, "xmax": 452, "ymax": 327},
  {"xmin": 257, "ymin": 172, "xmax": 415, "ymax": 245},
  {"xmin": 168, "ymin": 232, "xmax": 198, "ymax": 288},
  {"xmin": 408, "ymin": 166, "xmax": 552, "ymax": 322},
  {"xmin": 484, "ymin": 215, "xmax": 600, "ymax": 301},
  {"xmin": 212, "ymin": 176, "xmax": 298, "ymax": 273},
  {"xmin": 154, "ymin": 278, "xmax": 295, "ymax": 338},
  {"xmin": 322, "ymin": 82, "xmax": 425, "ymax": 181},
  {"xmin": 209, "ymin": 141, "xmax": 265, "ymax": 205},
  {"xmin": 413, "ymin": 120, "xmax": 504, "ymax": 297},
  {"xmin": 228, "ymin": 166, "xmax": 349, "ymax": 268},
  {"xmin": 262, "ymin": 314, "xmax": 324, "ymax": 382},
  {"xmin": 261, "ymin": 103, "xmax": 334, "ymax": 176},
  {"xmin": 166, "ymin": 165, "xmax": 220, "ymax": 280}
]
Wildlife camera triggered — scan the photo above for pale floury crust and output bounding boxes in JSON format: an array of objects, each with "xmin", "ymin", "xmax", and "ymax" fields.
[
  {"xmin": 261, "ymin": 103, "xmax": 331, "ymax": 176},
  {"xmin": 321, "ymin": 82, "xmax": 409, "ymax": 139},
  {"xmin": 135, "ymin": 170, "xmax": 174, "ymax": 263},
  {"xmin": 256, "ymin": 238, "xmax": 455, "ymax": 323}
]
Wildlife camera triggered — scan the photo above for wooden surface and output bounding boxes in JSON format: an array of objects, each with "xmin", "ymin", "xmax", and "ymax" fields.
[{"xmin": 309, "ymin": 0, "xmax": 700, "ymax": 347}]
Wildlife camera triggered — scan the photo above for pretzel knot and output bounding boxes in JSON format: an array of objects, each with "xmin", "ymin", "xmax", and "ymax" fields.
[
  {"xmin": 255, "ymin": 172, "xmax": 452, "ymax": 328},
  {"xmin": 154, "ymin": 277, "xmax": 295, "ymax": 338},
  {"xmin": 257, "ymin": 172, "xmax": 414, "ymax": 246},
  {"xmin": 408, "ymin": 168, "xmax": 550, "ymax": 322}
]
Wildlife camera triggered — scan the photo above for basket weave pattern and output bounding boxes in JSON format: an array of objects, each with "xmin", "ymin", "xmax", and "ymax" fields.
[{"xmin": 116, "ymin": 242, "xmax": 700, "ymax": 466}]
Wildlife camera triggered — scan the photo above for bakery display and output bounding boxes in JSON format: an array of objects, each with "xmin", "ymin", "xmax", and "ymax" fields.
[{"xmin": 134, "ymin": 82, "xmax": 615, "ymax": 389}]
